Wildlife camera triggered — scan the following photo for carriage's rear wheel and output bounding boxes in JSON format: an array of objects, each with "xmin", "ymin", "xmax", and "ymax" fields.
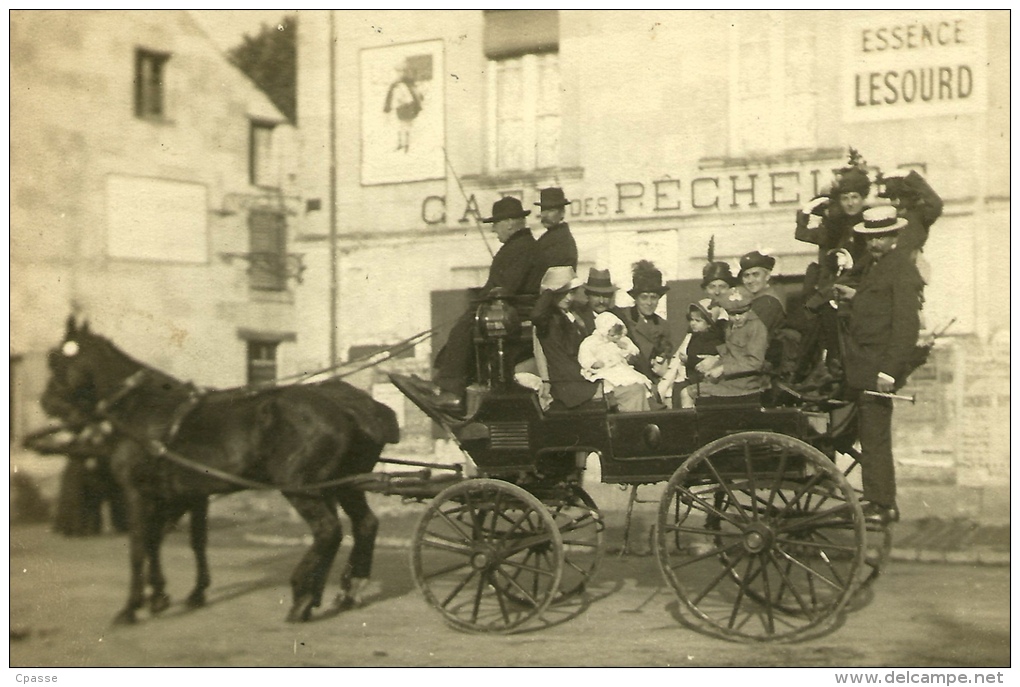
[
  {"xmin": 411, "ymin": 478, "xmax": 564, "ymax": 633},
  {"xmin": 655, "ymin": 431, "xmax": 865, "ymax": 642},
  {"xmin": 546, "ymin": 486, "xmax": 603, "ymax": 600}
]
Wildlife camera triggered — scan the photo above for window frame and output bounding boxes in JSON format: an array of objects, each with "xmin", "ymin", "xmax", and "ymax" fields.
[
  {"xmin": 134, "ymin": 48, "xmax": 170, "ymax": 120},
  {"xmin": 728, "ymin": 14, "xmax": 818, "ymax": 155},
  {"xmin": 246, "ymin": 339, "xmax": 279, "ymax": 385},
  {"xmin": 486, "ymin": 50, "xmax": 561, "ymax": 174},
  {"xmin": 249, "ymin": 119, "xmax": 278, "ymax": 188}
]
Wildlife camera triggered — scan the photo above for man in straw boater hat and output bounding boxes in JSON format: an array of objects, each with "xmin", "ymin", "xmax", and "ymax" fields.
[
  {"xmin": 832, "ymin": 205, "xmax": 924, "ymax": 527},
  {"xmin": 532, "ymin": 187, "xmax": 578, "ymax": 276},
  {"xmin": 575, "ymin": 267, "xmax": 619, "ymax": 334},
  {"xmin": 422, "ymin": 196, "xmax": 543, "ymax": 414}
]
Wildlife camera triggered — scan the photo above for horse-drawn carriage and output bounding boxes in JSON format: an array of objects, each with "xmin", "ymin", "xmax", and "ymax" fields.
[
  {"xmin": 38, "ymin": 301, "xmax": 892, "ymax": 643},
  {"xmin": 386, "ymin": 290, "xmax": 890, "ymax": 642}
]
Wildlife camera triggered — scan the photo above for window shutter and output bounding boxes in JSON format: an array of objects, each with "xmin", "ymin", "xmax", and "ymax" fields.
[
  {"xmin": 248, "ymin": 210, "xmax": 286, "ymax": 291},
  {"xmin": 484, "ymin": 10, "xmax": 559, "ymax": 60}
]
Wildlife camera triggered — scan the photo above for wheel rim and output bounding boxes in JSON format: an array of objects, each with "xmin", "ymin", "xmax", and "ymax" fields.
[
  {"xmin": 411, "ymin": 479, "xmax": 564, "ymax": 633},
  {"xmin": 656, "ymin": 432, "xmax": 865, "ymax": 642}
]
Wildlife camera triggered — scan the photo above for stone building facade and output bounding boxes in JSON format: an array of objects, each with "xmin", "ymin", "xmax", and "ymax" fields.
[
  {"xmin": 11, "ymin": 10, "xmax": 302, "ymax": 439},
  {"xmin": 294, "ymin": 10, "xmax": 1009, "ymax": 521}
]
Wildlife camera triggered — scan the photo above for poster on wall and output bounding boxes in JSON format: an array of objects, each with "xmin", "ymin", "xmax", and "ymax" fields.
[{"xmin": 360, "ymin": 39, "xmax": 445, "ymax": 185}]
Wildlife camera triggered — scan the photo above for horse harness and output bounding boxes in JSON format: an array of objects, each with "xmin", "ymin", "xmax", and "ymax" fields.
[{"xmin": 89, "ymin": 369, "xmax": 416, "ymax": 495}]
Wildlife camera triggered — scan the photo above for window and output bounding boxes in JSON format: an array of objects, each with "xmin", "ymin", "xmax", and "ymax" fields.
[
  {"xmin": 729, "ymin": 12, "xmax": 818, "ymax": 154},
  {"xmin": 246, "ymin": 340, "xmax": 278, "ymax": 385},
  {"xmin": 134, "ymin": 48, "xmax": 170, "ymax": 119},
  {"xmin": 249, "ymin": 120, "xmax": 276, "ymax": 187},
  {"xmin": 485, "ymin": 11, "xmax": 560, "ymax": 173},
  {"xmin": 248, "ymin": 210, "xmax": 287, "ymax": 291}
]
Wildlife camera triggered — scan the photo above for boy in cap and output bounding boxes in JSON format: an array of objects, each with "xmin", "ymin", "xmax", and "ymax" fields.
[
  {"xmin": 832, "ymin": 206, "xmax": 924, "ymax": 526},
  {"xmin": 695, "ymin": 286, "xmax": 769, "ymax": 401}
]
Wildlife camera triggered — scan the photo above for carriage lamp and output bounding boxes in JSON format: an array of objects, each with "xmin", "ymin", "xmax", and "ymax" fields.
[
  {"xmin": 474, "ymin": 288, "xmax": 521, "ymax": 342},
  {"xmin": 472, "ymin": 288, "xmax": 522, "ymax": 386}
]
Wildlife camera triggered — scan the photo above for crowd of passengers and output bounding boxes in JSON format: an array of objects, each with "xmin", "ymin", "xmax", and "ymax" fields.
[{"xmin": 413, "ymin": 155, "xmax": 942, "ymax": 419}]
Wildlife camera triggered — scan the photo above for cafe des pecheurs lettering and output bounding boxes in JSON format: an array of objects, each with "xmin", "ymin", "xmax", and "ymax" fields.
[{"xmin": 421, "ymin": 167, "xmax": 843, "ymax": 226}]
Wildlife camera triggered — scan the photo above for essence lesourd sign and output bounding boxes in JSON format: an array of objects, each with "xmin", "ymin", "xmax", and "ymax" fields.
[{"xmin": 843, "ymin": 11, "xmax": 987, "ymax": 122}]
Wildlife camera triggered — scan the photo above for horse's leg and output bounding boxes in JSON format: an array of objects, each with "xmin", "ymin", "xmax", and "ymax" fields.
[
  {"xmin": 335, "ymin": 487, "xmax": 379, "ymax": 610},
  {"xmin": 145, "ymin": 502, "xmax": 173, "ymax": 615},
  {"xmin": 282, "ymin": 494, "xmax": 342, "ymax": 623},
  {"xmin": 185, "ymin": 497, "xmax": 210, "ymax": 609},
  {"xmin": 113, "ymin": 493, "xmax": 152, "ymax": 625}
]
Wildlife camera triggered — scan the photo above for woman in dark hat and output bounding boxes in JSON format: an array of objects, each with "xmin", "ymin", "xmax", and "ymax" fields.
[{"xmin": 618, "ymin": 260, "xmax": 673, "ymax": 404}]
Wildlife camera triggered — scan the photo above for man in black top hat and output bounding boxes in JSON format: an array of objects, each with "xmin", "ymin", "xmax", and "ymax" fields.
[
  {"xmin": 533, "ymin": 187, "xmax": 578, "ymax": 277},
  {"xmin": 833, "ymin": 206, "xmax": 924, "ymax": 527},
  {"xmin": 427, "ymin": 196, "xmax": 542, "ymax": 412}
]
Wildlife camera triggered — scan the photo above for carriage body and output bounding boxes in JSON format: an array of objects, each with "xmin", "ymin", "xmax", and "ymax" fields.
[{"xmin": 392, "ymin": 293, "xmax": 883, "ymax": 641}]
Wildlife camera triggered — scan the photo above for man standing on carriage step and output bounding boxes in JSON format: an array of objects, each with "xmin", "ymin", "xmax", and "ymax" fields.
[
  {"xmin": 832, "ymin": 206, "xmax": 924, "ymax": 528},
  {"xmin": 533, "ymin": 187, "xmax": 578, "ymax": 276},
  {"xmin": 422, "ymin": 196, "xmax": 543, "ymax": 414}
]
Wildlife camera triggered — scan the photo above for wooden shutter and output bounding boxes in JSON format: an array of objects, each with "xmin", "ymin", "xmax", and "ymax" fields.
[{"xmin": 248, "ymin": 210, "xmax": 286, "ymax": 291}]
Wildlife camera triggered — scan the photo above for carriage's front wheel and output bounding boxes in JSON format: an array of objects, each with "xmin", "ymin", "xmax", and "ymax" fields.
[
  {"xmin": 655, "ymin": 431, "xmax": 865, "ymax": 642},
  {"xmin": 411, "ymin": 478, "xmax": 564, "ymax": 633}
]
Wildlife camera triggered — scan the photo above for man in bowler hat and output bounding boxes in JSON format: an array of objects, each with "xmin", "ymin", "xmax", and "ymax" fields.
[
  {"xmin": 833, "ymin": 206, "xmax": 924, "ymax": 526},
  {"xmin": 533, "ymin": 187, "xmax": 578, "ymax": 277},
  {"xmin": 575, "ymin": 267, "xmax": 619, "ymax": 334},
  {"xmin": 426, "ymin": 196, "xmax": 542, "ymax": 413}
]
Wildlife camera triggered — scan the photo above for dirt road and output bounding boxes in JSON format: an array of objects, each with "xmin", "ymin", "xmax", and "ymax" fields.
[{"xmin": 9, "ymin": 517, "xmax": 1009, "ymax": 668}]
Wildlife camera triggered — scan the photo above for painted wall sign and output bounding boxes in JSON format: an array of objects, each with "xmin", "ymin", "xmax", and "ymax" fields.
[
  {"xmin": 843, "ymin": 11, "xmax": 986, "ymax": 122},
  {"xmin": 360, "ymin": 39, "xmax": 445, "ymax": 185},
  {"xmin": 420, "ymin": 163, "xmax": 843, "ymax": 226}
]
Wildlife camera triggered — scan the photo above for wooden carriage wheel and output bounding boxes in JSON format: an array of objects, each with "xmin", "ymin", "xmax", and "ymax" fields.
[
  {"xmin": 545, "ymin": 485, "xmax": 604, "ymax": 600},
  {"xmin": 410, "ymin": 479, "xmax": 563, "ymax": 633},
  {"xmin": 655, "ymin": 431, "xmax": 865, "ymax": 642}
]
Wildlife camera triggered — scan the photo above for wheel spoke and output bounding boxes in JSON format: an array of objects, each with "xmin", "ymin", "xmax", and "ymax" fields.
[
  {"xmin": 764, "ymin": 551, "xmax": 818, "ymax": 618},
  {"xmin": 676, "ymin": 485, "xmax": 745, "ymax": 529},
  {"xmin": 777, "ymin": 502, "xmax": 855, "ymax": 533},
  {"xmin": 691, "ymin": 547, "xmax": 748, "ymax": 605},
  {"xmin": 422, "ymin": 557, "xmax": 473, "ymax": 581},
  {"xmin": 435, "ymin": 505, "xmax": 476, "ymax": 545},
  {"xmin": 671, "ymin": 537, "xmax": 744, "ymax": 571},
  {"xmin": 661, "ymin": 522, "xmax": 743, "ymax": 538},
  {"xmin": 759, "ymin": 554, "xmax": 776, "ymax": 634},
  {"xmin": 438, "ymin": 567, "xmax": 477, "ymax": 609},
  {"xmin": 493, "ymin": 566, "xmax": 541, "ymax": 606},
  {"xmin": 727, "ymin": 556, "xmax": 758, "ymax": 629},
  {"xmin": 702, "ymin": 454, "xmax": 752, "ymax": 524},
  {"xmin": 764, "ymin": 447, "xmax": 790, "ymax": 511},
  {"xmin": 773, "ymin": 542, "xmax": 844, "ymax": 591},
  {"xmin": 743, "ymin": 443, "xmax": 760, "ymax": 521}
]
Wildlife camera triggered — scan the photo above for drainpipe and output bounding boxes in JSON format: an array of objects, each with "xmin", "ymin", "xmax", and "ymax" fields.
[{"xmin": 328, "ymin": 10, "xmax": 339, "ymax": 366}]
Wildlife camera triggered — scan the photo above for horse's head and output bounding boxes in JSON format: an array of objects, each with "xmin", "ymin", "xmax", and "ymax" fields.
[{"xmin": 41, "ymin": 315, "xmax": 127, "ymax": 428}]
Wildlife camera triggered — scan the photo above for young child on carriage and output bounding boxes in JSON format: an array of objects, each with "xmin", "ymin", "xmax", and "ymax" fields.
[
  {"xmin": 658, "ymin": 299, "xmax": 724, "ymax": 408},
  {"xmin": 577, "ymin": 311, "xmax": 653, "ymax": 412},
  {"xmin": 694, "ymin": 286, "xmax": 769, "ymax": 404}
]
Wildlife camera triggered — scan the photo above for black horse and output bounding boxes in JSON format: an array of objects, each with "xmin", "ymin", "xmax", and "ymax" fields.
[{"xmin": 41, "ymin": 316, "xmax": 400, "ymax": 624}]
